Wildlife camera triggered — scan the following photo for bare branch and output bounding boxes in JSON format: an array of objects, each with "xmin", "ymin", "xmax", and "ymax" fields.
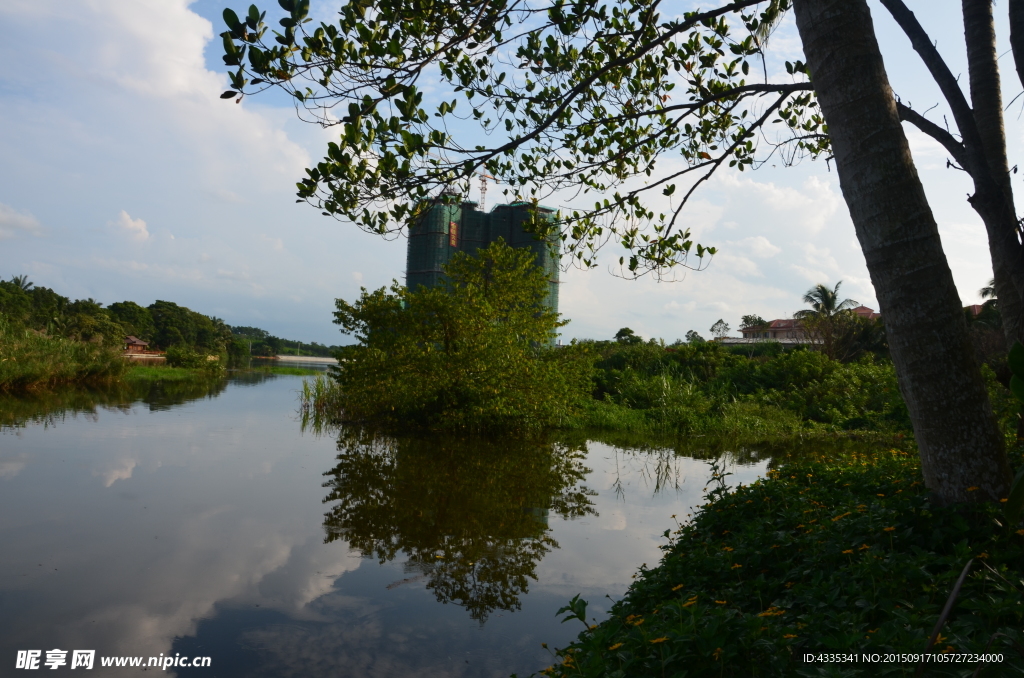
[{"xmin": 895, "ymin": 101, "xmax": 968, "ymax": 167}]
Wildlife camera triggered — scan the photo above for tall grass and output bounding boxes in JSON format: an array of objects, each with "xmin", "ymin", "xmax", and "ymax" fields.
[
  {"xmin": 299, "ymin": 373, "xmax": 344, "ymax": 434},
  {"xmin": 0, "ymin": 314, "xmax": 127, "ymax": 392}
]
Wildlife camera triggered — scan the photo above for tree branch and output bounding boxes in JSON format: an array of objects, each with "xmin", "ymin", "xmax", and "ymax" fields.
[
  {"xmin": 878, "ymin": 0, "xmax": 990, "ymax": 180},
  {"xmin": 895, "ymin": 101, "xmax": 968, "ymax": 167}
]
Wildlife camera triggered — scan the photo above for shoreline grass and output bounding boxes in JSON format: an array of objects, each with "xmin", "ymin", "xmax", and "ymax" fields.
[
  {"xmin": 123, "ymin": 364, "xmax": 212, "ymax": 382},
  {"xmin": 253, "ymin": 364, "xmax": 322, "ymax": 376},
  {"xmin": 536, "ymin": 446, "xmax": 1024, "ymax": 677},
  {"xmin": 0, "ymin": 317, "xmax": 127, "ymax": 393}
]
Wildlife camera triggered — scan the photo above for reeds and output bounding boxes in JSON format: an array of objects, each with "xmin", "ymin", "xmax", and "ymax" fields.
[
  {"xmin": 0, "ymin": 314, "xmax": 127, "ymax": 392},
  {"xmin": 299, "ymin": 373, "xmax": 344, "ymax": 434}
]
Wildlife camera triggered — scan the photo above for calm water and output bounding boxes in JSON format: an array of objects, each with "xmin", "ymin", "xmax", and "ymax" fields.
[{"xmin": 1, "ymin": 374, "xmax": 773, "ymax": 677}]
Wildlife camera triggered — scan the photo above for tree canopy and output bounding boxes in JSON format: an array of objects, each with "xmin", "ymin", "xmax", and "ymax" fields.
[
  {"xmin": 221, "ymin": 0, "xmax": 1024, "ymax": 504},
  {"xmin": 331, "ymin": 240, "xmax": 593, "ymax": 430}
]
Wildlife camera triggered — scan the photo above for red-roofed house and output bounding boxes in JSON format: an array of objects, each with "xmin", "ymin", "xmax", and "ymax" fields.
[
  {"xmin": 124, "ymin": 336, "xmax": 150, "ymax": 354},
  {"xmin": 729, "ymin": 307, "xmax": 881, "ymax": 345}
]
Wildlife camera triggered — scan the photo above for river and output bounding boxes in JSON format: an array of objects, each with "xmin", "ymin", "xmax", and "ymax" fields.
[{"xmin": 1, "ymin": 373, "xmax": 776, "ymax": 677}]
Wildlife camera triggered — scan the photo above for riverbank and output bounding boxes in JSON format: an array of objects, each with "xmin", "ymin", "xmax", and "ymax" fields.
[
  {"xmin": 539, "ymin": 446, "xmax": 1024, "ymax": 677},
  {"xmin": 0, "ymin": 318, "xmax": 127, "ymax": 392}
]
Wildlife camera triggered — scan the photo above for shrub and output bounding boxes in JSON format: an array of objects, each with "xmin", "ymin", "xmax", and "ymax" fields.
[
  {"xmin": 328, "ymin": 241, "xmax": 594, "ymax": 432},
  {"xmin": 164, "ymin": 345, "xmax": 209, "ymax": 369}
]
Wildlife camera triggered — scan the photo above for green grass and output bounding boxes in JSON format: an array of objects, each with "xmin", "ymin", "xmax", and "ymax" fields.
[
  {"xmin": 537, "ymin": 446, "xmax": 1024, "ymax": 677},
  {"xmin": 0, "ymin": 315, "xmax": 127, "ymax": 392},
  {"xmin": 565, "ymin": 399, "xmax": 809, "ymax": 436},
  {"xmin": 299, "ymin": 373, "xmax": 344, "ymax": 434},
  {"xmin": 123, "ymin": 364, "xmax": 216, "ymax": 382},
  {"xmin": 254, "ymin": 365, "xmax": 322, "ymax": 376}
]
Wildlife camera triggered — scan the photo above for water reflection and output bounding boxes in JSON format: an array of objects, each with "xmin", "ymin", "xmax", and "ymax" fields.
[
  {"xmin": 322, "ymin": 430, "xmax": 596, "ymax": 622},
  {"xmin": 0, "ymin": 372, "xmax": 283, "ymax": 430}
]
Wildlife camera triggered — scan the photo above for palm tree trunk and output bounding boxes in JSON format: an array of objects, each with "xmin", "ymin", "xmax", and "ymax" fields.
[
  {"xmin": 793, "ymin": 0, "xmax": 1011, "ymax": 504},
  {"xmin": 964, "ymin": 0, "xmax": 1024, "ymax": 347}
]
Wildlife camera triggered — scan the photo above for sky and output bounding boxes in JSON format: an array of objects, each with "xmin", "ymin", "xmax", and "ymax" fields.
[{"xmin": 0, "ymin": 0, "xmax": 1018, "ymax": 345}]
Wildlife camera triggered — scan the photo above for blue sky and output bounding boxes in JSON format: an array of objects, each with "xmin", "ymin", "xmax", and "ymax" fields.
[{"xmin": 0, "ymin": 1, "xmax": 1016, "ymax": 344}]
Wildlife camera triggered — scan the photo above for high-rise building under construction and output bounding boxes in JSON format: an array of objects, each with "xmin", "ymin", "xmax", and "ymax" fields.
[{"xmin": 405, "ymin": 199, "xmax": 560, "ymax": 316}]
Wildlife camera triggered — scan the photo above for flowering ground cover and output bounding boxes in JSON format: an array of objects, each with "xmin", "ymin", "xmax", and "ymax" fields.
[{"xmin": 536, "ymin": 446, "xmax": 1024, "ymax": 677}]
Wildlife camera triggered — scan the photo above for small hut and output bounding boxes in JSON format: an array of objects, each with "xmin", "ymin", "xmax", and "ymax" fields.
[{"xmin": 124, "ymin": 336, "xmax": 150, "ymax": 354}]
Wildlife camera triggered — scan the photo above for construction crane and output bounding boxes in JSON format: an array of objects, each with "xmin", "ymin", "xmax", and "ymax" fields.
[
  {"xmin": 478, "ymin": 173, "xmax": 497, "ymax": 212},
  {"xmin": 423, "ymin": 151, "xmax": 497, "ymax": 210}
]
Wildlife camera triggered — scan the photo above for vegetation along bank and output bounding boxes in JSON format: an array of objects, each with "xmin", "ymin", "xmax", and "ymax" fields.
[{"xmin": 0, "ymin": 274, "xmax": 335, "ymax": 392}]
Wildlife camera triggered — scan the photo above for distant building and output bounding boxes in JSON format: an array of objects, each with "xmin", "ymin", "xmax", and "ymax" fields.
[
  {"xmin": 739, "ymin": 318, "xmax": 812, "ymax": 341},
  {"xmin": 406, "ymin": 198, "xmax": 560, "ymax": 316},
  {"xmin": 851, "ymin": 305, "xmax": 881, "ymax": 320},
  {"xmin": 727, "ymin": 306, "xmax": 882, "ymax": 346},
  {"xmin": 124, "ymin": 336, "xmax": 149, "ymax": 353}
]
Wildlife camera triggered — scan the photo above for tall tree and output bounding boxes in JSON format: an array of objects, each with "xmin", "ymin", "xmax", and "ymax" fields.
[
  {"xmin": 879, "ymin": 0, "xmax": 1024, "ymax": 349},
  {"xmin": 220, "ymin": 0, "xmax": 1014, "ymax": 502},
  {"xmin": 792, "ymin": 0, "xmax": 1009, "ymax": 502}
]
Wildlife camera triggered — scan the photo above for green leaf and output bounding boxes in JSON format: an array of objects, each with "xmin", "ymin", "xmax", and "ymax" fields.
[
  {"xmin": 1009, "ymin": 341, "xmax": 1024, "ymax": 379},
  {"xmin": 1004, "ymin": 465, "xmax": 1024, "ymax": 527},
  {"xmin": 222, "ymin": 8, "xmax": 241, "ymax": 30},
  {"xmin": 1010, "ymin": 375, "xmax": 1024, "ymax": 404},
  {"xmin": 220, "ymin": 90, "xmax": 239, "ymax": 99}
]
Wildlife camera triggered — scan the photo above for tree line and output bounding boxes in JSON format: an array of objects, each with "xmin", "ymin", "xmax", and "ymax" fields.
[{"xmin": 0, "ymin": 275, "xmax": 339, "ymax": 357}]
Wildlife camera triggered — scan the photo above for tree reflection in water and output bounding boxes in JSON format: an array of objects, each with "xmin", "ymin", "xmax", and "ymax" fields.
[
  {"xmin": 321, "ymin": 429, "xmax": 596, "ymax": 623},
  {"xmin": 0, "ymin": 373, "xmax": 236, "ymax": 430}
]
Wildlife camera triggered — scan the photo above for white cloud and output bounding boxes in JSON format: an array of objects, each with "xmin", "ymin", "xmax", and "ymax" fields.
[
  {"xmin": 111, "ymin": 210, "xmax": 149, "ymax": 241},
  {"xmin": 260, "ymin": 235, "xmax": 285, "ymax": 251},
  {"xmin": 734, "ymin": 235, "xmax": 782, "ymax": 258},
  {"xmin": 0, "ymin": 202, "xmax": 42, "ymax": 239},
  {"xmin": 351, "ymin": 272, "xmax": 363, "ymax": 283},
  {"xmin": 0, "ymin": 454, "xmax": 29, "ymax": 479},
  {"xmin": 96, "ymin": 458, "xmax": 137, "ymax": 487}
]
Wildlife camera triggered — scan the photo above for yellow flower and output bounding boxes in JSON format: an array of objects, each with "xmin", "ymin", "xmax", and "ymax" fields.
[
  {"xmin": 783, "ymin": 634, "xmax": 798, "ymax": 639},
  {"xmin": 607, "ymin": 643, "xmax": 624, "ymax": 651},
  {"xmin": 967, "ymin": 486, "xmax": 979, "ymax": 492},
  {"xmin": 671, "ymin": 584, "xmax": 685, "ymax": 592},
  {"xmin": 831, "ymin": 512, "xmax": 852, "ymax": 522},
  {"xmin": 650, "ymin": 637, "xmax": 669, "ymax": 644},
  {"xmin": 712, "ymin": 648, "xmax": 723, "ymax": 660},
  {"xmin": 1016, "ymin": 529, "xmax": 1024, "ymax": 536},
  {"xmin": 722, "ymin": 546, "xmax": 734, "ymax": 552},
  {"xmin": 883, "ymin": 527, "xmax": 896, "ymax": 532},
  {"xmin": 714, "ymin": 600, "xmax": 727, "ymax": 605},
  {"xmin": 978, "ymin": 552, "xmax": 989, "ymax": 559},
  {"xmin": 1000, "ymin": 498, "xmax": 1008, "ymax": 503},
  {"xmin": 859, "ymin": 544, "xmax": 870, "ymax": 550},
  {"xmin": 876, "ymin": 493, "xmax": 885, "ymax": 497},
  {"xmin": 731, "ymin": 564, "xmax": 742, "ymax": 569},
  {"xmin": 842, "ymin": 549, "xmax": 854, "ymax": 554}
]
